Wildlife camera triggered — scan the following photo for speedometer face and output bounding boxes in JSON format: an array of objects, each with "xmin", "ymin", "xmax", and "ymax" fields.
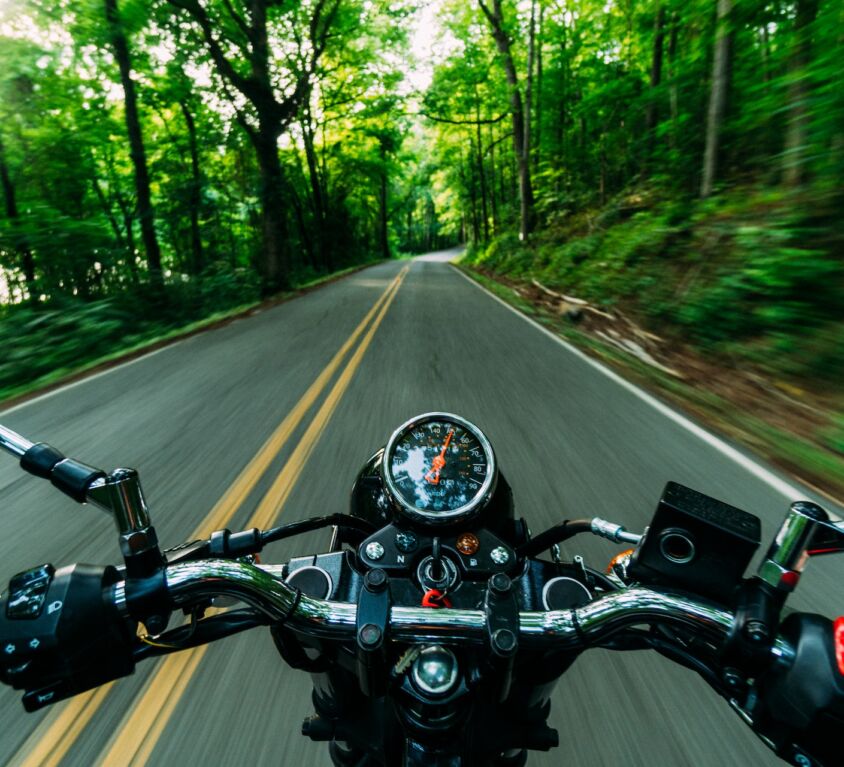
[{"xmin": 382, "ymin": 413, "xmax": 497, "ymax": 525}]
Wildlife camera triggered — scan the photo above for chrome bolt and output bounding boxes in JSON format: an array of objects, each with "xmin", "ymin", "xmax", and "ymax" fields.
[
  {"xmin": 490, "ymin": 546, "xmax": 509, "ymax": 565},
  {"xmin": 365, "ymin": 541, "xmax": 385, "ymax": 561},
  {"xmin": 411, "ymin": 645, "xmax": 459, "ymax": 696}
]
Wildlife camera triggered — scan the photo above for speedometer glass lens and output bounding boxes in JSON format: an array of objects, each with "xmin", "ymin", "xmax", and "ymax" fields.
[{"xmin": 383, "ymin": 413, "xmax": 496, "ymax": 523}]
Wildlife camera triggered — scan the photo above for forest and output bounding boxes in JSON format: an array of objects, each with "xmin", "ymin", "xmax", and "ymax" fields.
[{"xmin": 0, "ymin": 0, "xmax": 842, "ymax": 485}]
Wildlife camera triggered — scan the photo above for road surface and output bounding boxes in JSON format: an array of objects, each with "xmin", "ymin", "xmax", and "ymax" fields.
[{"xmin": 1, "ymin": 252, "xmax": 841, "ymax": 766}]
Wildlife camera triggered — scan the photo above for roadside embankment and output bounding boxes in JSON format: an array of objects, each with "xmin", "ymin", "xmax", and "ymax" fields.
[{"xmin": 460, "ymin": 186, "xmax": 844, "ymax": 500}]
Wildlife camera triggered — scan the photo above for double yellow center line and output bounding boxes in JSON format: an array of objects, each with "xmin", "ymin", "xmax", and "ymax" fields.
[{"xmin": 10, "ymin": 265, "xmax": 408, "ymax": 767}]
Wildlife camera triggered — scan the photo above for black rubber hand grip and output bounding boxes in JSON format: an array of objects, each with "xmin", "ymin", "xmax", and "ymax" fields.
[
  {"xmin": 50, "ymin": 460, "xmax": 106, "ymax": 503},
  {"xmin": 20, "ymin": 443, "xmax": 65, "ymax": 479}
]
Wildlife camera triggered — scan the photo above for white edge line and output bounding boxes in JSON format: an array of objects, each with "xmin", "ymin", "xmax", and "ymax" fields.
[
  {"xmin": 0, "ymin": 342, "xmax": 182, "ymax": 417},
  {"xmin": 452, "ymin": 264, "xmax": 811, "ymax": 504}
]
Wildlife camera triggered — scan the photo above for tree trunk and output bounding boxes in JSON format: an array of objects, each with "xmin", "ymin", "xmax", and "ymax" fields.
[
  {"xmin": 474, "ymin": 92, "xmax": 489, "ymax": 242},
  {"xmin": 378, "ymin": 139, "xmax": 390, "ymax": 260},
  {"xmin": 0, "ymin": 134, "xmax": 35, "ymax": 293},
  {"xmin": 92, "ymin": 176, "xmax": 126, "ymax": 250},
  {"xmin": 782, "ymin": 0, "xmax": 819, "ymax": 186},
  {"xmin": 668, "ymin": 12, "xmax": 679, "ymax": 152},
  {"xmin": 462, "ymin": 146, "xmax": 479, "ymax": 243},
  {"xmin": 301, "ymin": 104, "xmax": 330, "ymax": 271},
  {"xmin": 104, "ymin": 0, "xmax": 162, "ymax": 282},
  {"xmin": 488, "ymin": 122, "xmax": 499, "ymax": 232},
  {"xmin": 479, "ymin": 0, "xmax": 535, "ymax": 240},
  {"xmin": 557, "ymin": 25, "xmax": 568, "ymax": 164},
  {"xmin": 701, "ymin": 0, "xmax": 733, "ymax": 198},
  {"xmin": 110, "ymin": 187, "xmax": 139, "ymax": 284},
  {"xmin": 288, "ymin": 183, "xmax": 314, "ymax": 268},
  {"xmin": 534, "ymin": 3, "xmax": 544, "ymax": 173},
  {"xmin": 645, "ymin": 6, "xmax": 666, "ymax": 159},
  {"xmin": 179, "ymin": 100, "xmax": 204, "ymax": 275},
  {"xmin": 255, "ymin": 125, "xmax": 289, "ymax": 288},
  {"xmin": 525, "ymin": 0, "xmax": 536, "ymax": 177}
]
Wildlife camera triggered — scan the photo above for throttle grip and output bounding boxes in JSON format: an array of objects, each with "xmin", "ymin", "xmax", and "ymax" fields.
[{"xmin": 0, "ymin": 563, "xmax": 136, "ymax": 711}]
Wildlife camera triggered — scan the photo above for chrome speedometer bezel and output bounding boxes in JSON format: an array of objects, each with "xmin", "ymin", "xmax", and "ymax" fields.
[{"xmin": 381, "ymin": 412, "xmax": 498, "ymax": 527}]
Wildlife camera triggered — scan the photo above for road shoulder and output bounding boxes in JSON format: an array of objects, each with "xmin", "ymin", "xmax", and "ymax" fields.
[{"xmin": 456, "ymin": 263, "xmax": 844, "ymax": 507}]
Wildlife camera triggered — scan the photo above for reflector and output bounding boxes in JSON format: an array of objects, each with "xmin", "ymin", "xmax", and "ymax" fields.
[{"xmin": 834, "ymin": 617, "xmax": 844, "ymax": 676}]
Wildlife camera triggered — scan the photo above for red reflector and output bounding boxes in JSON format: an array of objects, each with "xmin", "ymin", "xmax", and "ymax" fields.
[
  {"xmin": 780, "ymin": 570, "xmax": 800, "ymax": 590},
  {"xmin": 835, "ymin": 618, "xmax": 844, "ymax": 676}
]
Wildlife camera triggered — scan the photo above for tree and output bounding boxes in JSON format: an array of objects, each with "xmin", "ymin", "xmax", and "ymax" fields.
[
  {"xmin": 0, "ymin": 133, "xmax": 35, "ymax": 293},
  {"xmin": 168, "ymin": 0, "xmax": 341, "ymax": 290},
  {"xmin": 104, "ymin": 0, "xmax": 163, "ymax": 281},
  {"xmin": 478, "ymin": 0, "xmax": 535, "ymax": 240},
  {"xmin": 782, "ymin": 0, "xmax": 820, "ymax": 186},
  {"xmin": 701, "ymin": 0, "xmax": 733, "ymax": 198}
]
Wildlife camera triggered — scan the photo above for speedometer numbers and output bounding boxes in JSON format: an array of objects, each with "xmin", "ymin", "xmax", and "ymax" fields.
[{"xmin": 382, "ymin": 413, "xmax": 497, "ymax": 526}]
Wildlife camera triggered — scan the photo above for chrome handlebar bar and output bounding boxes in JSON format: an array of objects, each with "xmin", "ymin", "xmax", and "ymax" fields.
[
  {"xmin": 0, "ymin": 425, "xmax": 33, "ymax": 459},
  {"xmin": 146, "ymin": 558, "xmax": 794, "ymax": 657},
  {"xmin": 0, "ymin": 421, "xmax": 802, "ymax": 660}
]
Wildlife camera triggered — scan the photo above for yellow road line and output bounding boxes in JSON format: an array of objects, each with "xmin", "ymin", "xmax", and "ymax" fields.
[
  {"xmin": 7, "ymin": 684, "xmax": 113, "ymax": 767},
  {"xmin": 110, "ymin": 648, "xmax": 209, "ymax": 767},
  {"xmin": 193, "ymin": 269, "xmax": 405, "ymax": 539},
  {"xmin": 7, "ymin": 268, "xmax": 405, "ymax": 767},
  {"xmin": 248, "ymin": 267, "xmax": 409, "ymax": 529},
  {"xmin": 96, "ymin": 266, "xmax": 408, "ymax": 767}
]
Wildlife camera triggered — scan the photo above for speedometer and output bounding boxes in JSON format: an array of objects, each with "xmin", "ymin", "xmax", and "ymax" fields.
[{"xmin": 382, "ymin": 412, "xmax": 497, "ymax": 525}]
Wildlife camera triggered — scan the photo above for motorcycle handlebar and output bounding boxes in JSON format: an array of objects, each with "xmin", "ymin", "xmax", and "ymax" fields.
[
  {"xmin": 0, "ymin": 425, "xmax": 33, "ymax": 459},
  {"xmin": 144, "ymin": 558, "xmax": 794, "ymax": 658}
]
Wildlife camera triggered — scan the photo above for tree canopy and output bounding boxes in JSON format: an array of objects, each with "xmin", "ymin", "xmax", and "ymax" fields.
[{"xmin": 0, "ymin": 0, "xmax": 840, "ymax": 321}]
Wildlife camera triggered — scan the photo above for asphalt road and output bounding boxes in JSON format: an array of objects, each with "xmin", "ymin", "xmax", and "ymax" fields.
[{"xmin": 1, "ymin": 252, "xmax": 842, "ymax": 767}]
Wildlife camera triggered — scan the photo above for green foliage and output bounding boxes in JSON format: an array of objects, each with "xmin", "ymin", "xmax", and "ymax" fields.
[
  {"xmin": 0, "ymin": 266, "xmax": 262, "ymax": 394},
  {"xmin": 822, "ymin": 414, "xmax": 844, "ymax": 456},
  {"xmin": 0, "ymin": 0, "xmax": 421, "ymax": 396},
  {"xmin": 464, "ymin": 186, "xmax": 844, "ymax": 382},
  {"xmin": 677, "ymin": 226, "xmax": 840, "ymax": 342}
]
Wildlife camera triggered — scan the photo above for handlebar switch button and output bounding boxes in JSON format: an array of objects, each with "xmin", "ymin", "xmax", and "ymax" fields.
[{"xmin": 6, "ymin": 565, "xmax": 54, "ymax": 620}]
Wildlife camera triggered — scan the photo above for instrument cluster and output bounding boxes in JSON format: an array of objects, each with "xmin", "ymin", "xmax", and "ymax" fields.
[{"xmin": 381, "ymin": 413, "xmax": 497, "ymax": 527}]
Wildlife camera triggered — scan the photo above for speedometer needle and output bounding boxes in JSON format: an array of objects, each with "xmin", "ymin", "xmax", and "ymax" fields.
[{"xmin": 424, "ymin": 429, "xmax": 454, "ymax": 485}]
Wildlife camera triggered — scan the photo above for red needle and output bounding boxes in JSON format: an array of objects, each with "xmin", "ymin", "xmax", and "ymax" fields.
[{"xmin": 424, "ymin": 429, "xmax": 454, "ymax": 485}]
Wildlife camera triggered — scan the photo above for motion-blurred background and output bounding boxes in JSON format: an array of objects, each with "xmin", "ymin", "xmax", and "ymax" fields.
[{"xmin": 0, "ymin": 0, "xmax": 841, "ymax": 764}]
